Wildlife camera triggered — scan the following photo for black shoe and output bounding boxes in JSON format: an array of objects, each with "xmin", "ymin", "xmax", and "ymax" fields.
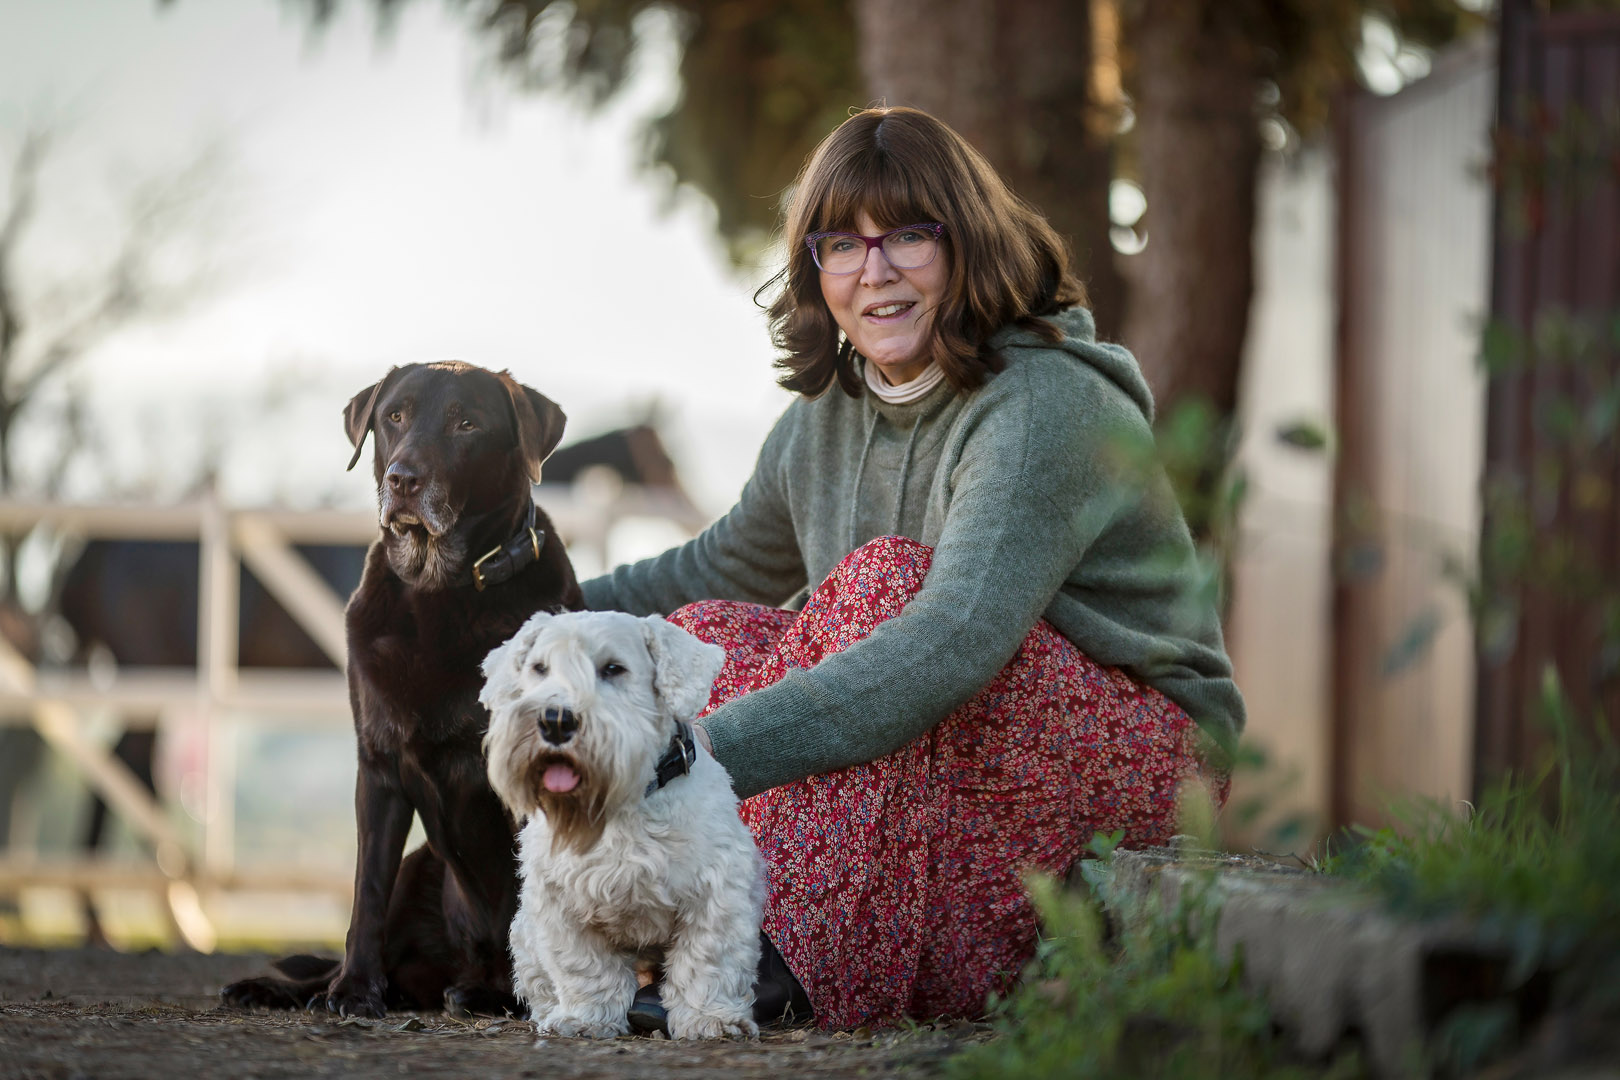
[
  {"xmin": 626, "ymin": 933, "xmax": 813, "ymax": 1034},
  {"xmin": 626, "ymin": 983, "xmax": 669, "ymax": 1035},
  {"xmin": 753, "ymin": 931, "xmax": 814, "ymax": 1026}
]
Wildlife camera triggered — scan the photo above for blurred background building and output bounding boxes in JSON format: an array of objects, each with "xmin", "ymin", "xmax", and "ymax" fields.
[{"xmin": 0, "ymin": 0, "xmax": 1614, "ymax": 949}]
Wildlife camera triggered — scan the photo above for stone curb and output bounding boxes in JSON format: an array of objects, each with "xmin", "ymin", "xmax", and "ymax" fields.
[{"xmin": 1100, "ymin": 847, "xmax": 1493, "ymax": 1078}]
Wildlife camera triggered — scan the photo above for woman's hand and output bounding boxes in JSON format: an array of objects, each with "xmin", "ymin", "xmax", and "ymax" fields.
[{"xmin": 693, "ymin": 722, "xmax": 714, "ymax": 756}]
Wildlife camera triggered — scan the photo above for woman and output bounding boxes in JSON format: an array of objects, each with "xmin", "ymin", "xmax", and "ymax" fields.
[{"xmin": 583, "ymin": 106, "xmax": 1243, "ymax": 1029}]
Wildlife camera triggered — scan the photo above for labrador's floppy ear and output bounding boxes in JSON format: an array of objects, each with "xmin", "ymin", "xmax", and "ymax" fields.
[
  {"xmin": 500, "ymin": 372, "xmax": 567, "ymax": 484},
  {"xmin": 343, "ymin": 368, "xmax": 398, "ymax": 472},
  {"xmin": 641, "ymin": 615, "xmax": 725, "ymax": 722}
]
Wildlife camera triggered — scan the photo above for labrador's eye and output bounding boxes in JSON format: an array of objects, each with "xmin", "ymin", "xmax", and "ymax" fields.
[
  {"xmin": 458, "ymin": 418, "xmax": 476, "ymax": 431},
  {"xmin": 599, "ymin": 662, "xmax": 626, "ymax": 680},
  {"xmin": 388, "ymin": 409, "xmax": 403, "ymax": 423}
]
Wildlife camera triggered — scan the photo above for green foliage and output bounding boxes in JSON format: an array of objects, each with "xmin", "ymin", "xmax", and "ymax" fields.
[
  {"xmin": 1274, "ymin": 418, "xmax": 1332, "ymax": 452},
  {"xmin": 1474, "ymin": 306, "xmax": 1620, "ymax": 675},
  {"xmin": 1333, "ymin": 670, "xmax": 1619, "ymax": 938},
  {"xmin": 1117, "ymin": 0, "xmax": 1485, "ymax": 143},
  {"xmin": 1152, "ymin": 400, "xmax": 1335, "ymax": 619},
  {"xmin": 955, "ymin": 671, "xmax": 1619, "ymax": 1079},
  {"xmin": 1379, "ymin": 606, "xmax": 1442, "ymax": 677},
  {"xmin": 948, "ymin": 858, "xmax": 1362, "ymax": 1080},
  {"xmin": 1493, "ymin": 100, "xmax": 1620, "ymax": 239},
  {"xmin": 1326, "ymin": 669, "xmax": 1620, "ymax": 1067},
  {"xmin": 644, "ymin": 0, "xmax": 861, "ymax": 255},
  {"xmin": 1150, "ymin": 398, "xmax": 1247, "ymax": 602},
  {"xmin": 1224, "ymin": 741, "xmax": 1318, "ymax": 855},
  {"xmin": 281, "ymin": 0, "xmax": 1488, "ymax": 259},
  {"xmin": 1380, "ymin": 303, "xmax": 1620, "ymax": 681},
  {"xmin": 1476, "ymin": 96, "xmax": 1620, "ymax": 685}
]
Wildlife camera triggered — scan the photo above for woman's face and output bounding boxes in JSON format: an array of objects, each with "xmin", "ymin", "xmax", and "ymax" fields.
[{"xmin": 817, "ymin": 210, "xmax": 950, "ymax": 385}]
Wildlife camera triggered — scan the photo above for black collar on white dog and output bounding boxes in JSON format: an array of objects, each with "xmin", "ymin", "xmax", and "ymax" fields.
[
  {"xmin": 467, "ymin": 501, "xmax": 545, "ymax": 591},
  {"xmin": 645, "ymin": 720, "xmax": 697, "ymax": 797}
]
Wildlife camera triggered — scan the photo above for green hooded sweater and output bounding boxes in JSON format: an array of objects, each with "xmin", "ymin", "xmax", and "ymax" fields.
[{"xmin": 581, "ymin": 307, "xmax": 1244, "ymax": 798}]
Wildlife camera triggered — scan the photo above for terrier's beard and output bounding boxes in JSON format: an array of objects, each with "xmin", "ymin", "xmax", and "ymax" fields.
[{"xmin": 529, "ymin": 757, "xmax": 611, "ymax": 855}]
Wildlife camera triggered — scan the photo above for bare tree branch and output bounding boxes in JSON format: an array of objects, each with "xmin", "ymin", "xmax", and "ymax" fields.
[
  {"xmin": 0, "ymin": 126, "xmax": 233, "ymax": 497},
  {"xmin": 0, "ymin": 128, "xmax": 52, "ymax": 409}
]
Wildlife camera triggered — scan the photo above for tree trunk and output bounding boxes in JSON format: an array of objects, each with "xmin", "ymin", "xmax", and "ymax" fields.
[
  {"xmin": 1121, "ymin": 0, "xmax": 1259, "ymax": 422},
  {"xmin": 854, "ymin": 0, "xmax": 1123, "ymax": 340}
]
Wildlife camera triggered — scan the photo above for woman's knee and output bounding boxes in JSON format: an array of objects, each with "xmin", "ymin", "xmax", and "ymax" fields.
[
  {"xmin": 784, "ymin": 538, "xmax": 936, "ymax": 662},
  {"xmin": 835, "ymin": 536, "xmax": 933, "ymax": 584},
  {"xmin": 817, "ymin": 536, "xmax": 934, "ymax": 613},
  {"xmin": 668, "ymin": 599, "xmax": 770, "ymax": 637}
]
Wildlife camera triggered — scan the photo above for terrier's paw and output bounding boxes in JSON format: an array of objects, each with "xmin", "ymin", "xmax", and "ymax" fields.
[{"xmin": 667, "ymin": 1008, "xmax": 759, "ymax": 1041}]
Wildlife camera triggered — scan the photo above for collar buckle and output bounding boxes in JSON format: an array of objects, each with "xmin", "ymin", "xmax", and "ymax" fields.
[
  {"xmin": 467, "ymin": 504, "xmax": 542, "ymax": 592},
  {"xmin": 645, "ymin": 720, "xmax": 698, "ymax": 797},
  {"xmin": 676, "ymin": 722, "xmax": 695, "ymax": 776},
  {"xmin": 471, "ymin": 544, "xmax": 500, "ymax": 591}
]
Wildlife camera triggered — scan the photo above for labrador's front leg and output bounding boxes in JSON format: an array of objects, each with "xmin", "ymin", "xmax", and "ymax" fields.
[{"xmin": 325, "ymin": 755, "xmax": 412, "ymax": 1018}]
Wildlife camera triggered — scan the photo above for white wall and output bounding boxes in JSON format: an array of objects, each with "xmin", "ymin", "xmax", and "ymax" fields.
[{"xmin": 1226, "ymin": 148, "xmax": 1338, "ymax": 843}]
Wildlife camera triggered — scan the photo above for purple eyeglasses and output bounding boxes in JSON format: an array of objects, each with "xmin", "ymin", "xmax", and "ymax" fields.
[{"xmin": 804, "ymin": 223, "xmax": 946, "ymax": 275}]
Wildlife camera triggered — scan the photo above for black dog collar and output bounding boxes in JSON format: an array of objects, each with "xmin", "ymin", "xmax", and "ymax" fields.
[
  {"xmin": 645, "ymin": 720, "xmax": 697, "ymax": 797},
  {"xmin": 468, "ymin": 501, "xmax": 545, "ymax": 591}
]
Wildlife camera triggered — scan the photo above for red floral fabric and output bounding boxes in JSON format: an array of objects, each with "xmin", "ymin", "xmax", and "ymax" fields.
[{"xmin": 668, "ymin": 536, "xmax": 1222, "ymax": 1029}]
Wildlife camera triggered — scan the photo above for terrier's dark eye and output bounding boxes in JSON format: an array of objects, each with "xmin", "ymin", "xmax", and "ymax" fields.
[
  {"xmin": 531, "ymin": 661, "xmax": 548, "ymax": 676},
  {"xmin": 599, "ymin": 662, "xmax": 626, "ymax": 679}
]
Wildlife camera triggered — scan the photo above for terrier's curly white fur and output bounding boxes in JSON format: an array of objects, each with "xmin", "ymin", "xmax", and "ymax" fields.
[{"xmin": 480, "ymin": 610, "xmax": 764, "ymax": 1040}]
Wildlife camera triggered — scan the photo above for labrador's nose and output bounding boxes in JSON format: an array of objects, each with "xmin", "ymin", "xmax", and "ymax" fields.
[
  {"xmin": 537, "ymin": 706, "xmax": 579, "ymax": 746},
  {"xmin": 385, "ymin": 461, "xmax": 421, "ymax": 497}
]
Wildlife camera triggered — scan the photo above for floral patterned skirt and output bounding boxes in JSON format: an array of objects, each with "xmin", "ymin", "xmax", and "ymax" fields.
[{"xmin": 668, "ymin": 536, "xmax": 1221, "ymax": 1029}]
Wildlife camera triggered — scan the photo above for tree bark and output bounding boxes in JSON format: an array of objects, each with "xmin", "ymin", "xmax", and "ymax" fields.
[
  {"xmin": 854, "ymin": 0, "xmax": 1123, "ymax": 340},
  {"xmin": 1121, "ymin": 0, "xmax": 1259, "ymax": 422}
]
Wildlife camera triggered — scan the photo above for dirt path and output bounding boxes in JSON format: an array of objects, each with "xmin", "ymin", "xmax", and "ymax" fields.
[{"xmin": 0, "ymin": 947, "xmax": 984, "ymax": 1079}]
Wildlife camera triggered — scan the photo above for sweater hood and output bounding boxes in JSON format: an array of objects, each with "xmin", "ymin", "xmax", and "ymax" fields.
[{"xmin": 990, "ymin": 306, "xmax": 1156, "ymax": 425}]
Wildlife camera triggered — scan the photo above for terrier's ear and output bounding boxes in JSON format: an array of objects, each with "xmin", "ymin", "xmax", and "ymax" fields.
[
  {"xmin": 499, "ymin": 372, "xmax": 567, "ymax": 484},
  {"xmin": 343, "ymin": 367, "xmax": 399, "ymax": 472},
  {"xmin": 479, "ymin": 612, "xmax": 553, "ymax": 709},
  {"xmin": 640, "ymin": 616, "xmax": 725, "ymax": 721}
]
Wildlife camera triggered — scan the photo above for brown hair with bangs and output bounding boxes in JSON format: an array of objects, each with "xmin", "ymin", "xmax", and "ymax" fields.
[{"xmin": 765, "ymin": 106, "xmax": 1087, "ymax": 398}]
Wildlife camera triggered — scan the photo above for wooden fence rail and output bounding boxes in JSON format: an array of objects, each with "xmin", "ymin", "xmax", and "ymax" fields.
[{"xmin": 0, "ymin": 485, "xmax": 705, "ymax": 949}]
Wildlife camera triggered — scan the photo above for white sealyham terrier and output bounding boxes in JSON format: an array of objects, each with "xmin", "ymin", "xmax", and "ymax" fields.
[{"xmin": 480, "ymin": 609, "xmax": 765, "ymax": 1040}]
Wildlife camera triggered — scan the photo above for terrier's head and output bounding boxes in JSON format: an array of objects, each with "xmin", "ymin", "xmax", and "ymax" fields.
[{"xmin": 479, "ymin": 610, "xmax": 724, "ymax": 854}]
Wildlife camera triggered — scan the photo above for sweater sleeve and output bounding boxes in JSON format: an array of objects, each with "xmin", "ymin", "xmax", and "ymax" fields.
[
  {"xmin": 580, "ymin": 407, "xmax": 807, "ymax": 615},
  {"xmin": 703, "ymin": 375, "xmax": 1132, "ymax": 798}
]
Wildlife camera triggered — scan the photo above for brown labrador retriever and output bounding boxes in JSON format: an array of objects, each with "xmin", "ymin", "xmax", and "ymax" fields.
[{"xmin": 222, "ymin": 361, "xmax": 583, "ymax": 1017}]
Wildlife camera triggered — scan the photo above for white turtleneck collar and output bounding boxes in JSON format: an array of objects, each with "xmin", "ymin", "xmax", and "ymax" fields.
[{"xmin": 862, "ymin": 358, "xmax": 946, "ymax": 404}]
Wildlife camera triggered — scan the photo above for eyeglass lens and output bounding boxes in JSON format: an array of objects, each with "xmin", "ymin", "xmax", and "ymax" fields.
[{"xmin": 815, "ymin": 227, "xmax": 939, "ymax": 274}]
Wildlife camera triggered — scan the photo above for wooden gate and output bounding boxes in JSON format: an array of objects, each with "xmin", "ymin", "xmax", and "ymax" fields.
[
  {"xmin": 0, "ymin": 484, "xmax": 706, "ymax": 948},
  {"xmin": 1332, "ymin": 41, "xmax": 1498, "ymax": 827},
  {"xmin": 1474, "ymin": 3, "xmax": 1620, "ymax": 786}
]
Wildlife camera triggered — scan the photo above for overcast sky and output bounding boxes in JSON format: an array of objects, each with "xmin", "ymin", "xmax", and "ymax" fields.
[{"xmin": 0, "ymin": 0, "xmax": 789, "ymax": 518}]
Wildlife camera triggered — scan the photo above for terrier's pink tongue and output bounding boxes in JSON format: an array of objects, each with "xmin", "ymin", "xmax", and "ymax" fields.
[{"xmin": 542, "ymin": 764, "xmax": 579, "ymax": 793}]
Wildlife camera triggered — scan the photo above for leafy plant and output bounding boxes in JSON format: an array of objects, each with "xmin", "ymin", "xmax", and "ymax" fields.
[
  {"xmin": 1325, "ymin": 668, "xmax": 1620, "ymax": 1071},
  {"xmin": 947, "ymin": 842, "xmax": 1362, "ymax": 1080},
  {"xmin": 1333, "ymin": 671, "xmax": 1617, "ymax": 936}
]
